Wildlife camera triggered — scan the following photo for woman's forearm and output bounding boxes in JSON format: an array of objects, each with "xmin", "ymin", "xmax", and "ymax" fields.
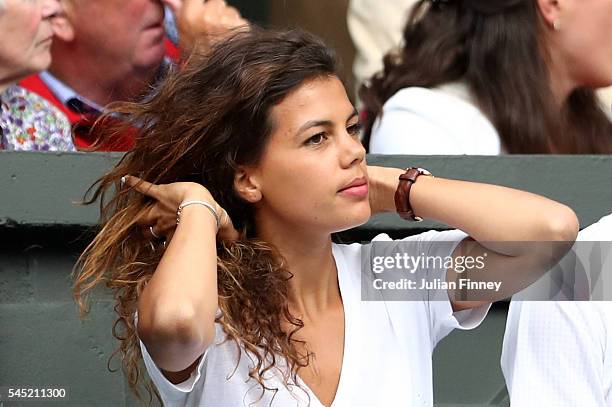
[
  {"xmin": 411, "ymin": 176, "xmax": 578, "ymax": 244},
  {"xmin": 137, "ymin": 204, "xmax": 219, "ymax": 363},
  {"xmin": 369, "ymin": 166, "xmax": 579, "ymax": 253}
]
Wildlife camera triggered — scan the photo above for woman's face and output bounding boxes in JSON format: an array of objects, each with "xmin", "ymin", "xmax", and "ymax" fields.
[
  {"xmin": 0, "ymin": 0, "xmax": 61, "ymax": 84},
  {"xmin": 550, "ymin": 0, "xmax": 612, "ymax": 89},
  {"xmin": 247, "ymin": 75, "xmax": 371, "ymax": 235}
]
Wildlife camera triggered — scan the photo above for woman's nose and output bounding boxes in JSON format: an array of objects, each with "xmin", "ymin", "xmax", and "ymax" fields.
[{"xmin": 340, "ymin": 130, "xmax": 366, "ymax": 168}]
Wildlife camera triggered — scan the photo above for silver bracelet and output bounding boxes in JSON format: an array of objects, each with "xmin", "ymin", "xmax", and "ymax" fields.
[{"xmin": 176, "ymin": 200, "xmax": 220, "ymax": 232}]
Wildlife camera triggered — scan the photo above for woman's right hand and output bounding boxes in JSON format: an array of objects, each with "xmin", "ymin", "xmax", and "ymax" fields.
[{"xmin": 121, "ymin": 175, "xmax": 239, "ymax": 243}]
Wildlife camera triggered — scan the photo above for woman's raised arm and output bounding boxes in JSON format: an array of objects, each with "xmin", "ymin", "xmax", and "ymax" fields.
[
  {"xmin": 367, "ymin": 165, "xmax": 579, "ymax": 308},
  {"xmin": 123, "ymin": 176, "xmax": 237, "ymax": 378}
]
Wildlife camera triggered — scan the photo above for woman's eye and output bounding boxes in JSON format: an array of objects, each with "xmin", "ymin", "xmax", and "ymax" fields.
[
  {"xmin": 305, "ymin": 133, "xmax": 327, "ymax": 145},
  {"xmin": 347, "ymin": 123, "xmax": 363, "ymax": 136}
]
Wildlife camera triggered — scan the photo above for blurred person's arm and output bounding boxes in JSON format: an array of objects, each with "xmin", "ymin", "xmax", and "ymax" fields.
[
  {"xmin": 162, "ymin": 0, "xmax": 248, "ymax": 56},
  {"xmin": 502, "ymin": 301, "xmax": 608, "ymax": 406},
  {"xmin": 501, "ymin": 215, "xmax": 612, "ymax": 406}
]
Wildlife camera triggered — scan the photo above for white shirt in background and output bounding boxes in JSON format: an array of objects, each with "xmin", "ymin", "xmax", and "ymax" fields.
[
  {"xmin": 599, "ymin": 87, "xmax": 612, "ymax": 114},
  {"xmin": 347, "ymin": 0, "xmax": 419, "ymax": 100},
  {"xmin": 137, "ymin": 230, "xmax": 491, "ymax": 407},
  {"xmin": 501, "ymin": 213, "xmax": 612, "ymax": 406},
  {"xmin": 369, "ymin": 83, "xmax": 502, "ymax": 155}
]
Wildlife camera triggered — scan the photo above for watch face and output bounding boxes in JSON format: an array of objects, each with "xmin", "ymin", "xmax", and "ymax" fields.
[{"xmin": 416, "ymin": 168, "xmax": 432, "ymax": 176}]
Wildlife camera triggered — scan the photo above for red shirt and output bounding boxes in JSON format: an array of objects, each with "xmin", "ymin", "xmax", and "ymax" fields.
[{"xmin": 19, "ymin": 38, "xmax": 179, "ymax": 152}]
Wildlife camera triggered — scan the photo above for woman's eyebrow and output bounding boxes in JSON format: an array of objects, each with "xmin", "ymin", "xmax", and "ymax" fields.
[
  {"xmin": 346, "ymin": 109, "xmax": 359, "ymax": 122},
  {"xmin": 296, "ymin": 119, "xmax": 333, "ymax": 136},
  {"xmin": 295, "ymin": 109, "xmax": 360, "ymax": 137}
]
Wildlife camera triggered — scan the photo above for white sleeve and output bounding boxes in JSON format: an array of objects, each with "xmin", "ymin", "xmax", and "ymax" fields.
[
  {"xmin": 501, "ymin": 301, "xmax": 607, "ymax": 406},
  {"xmin": 369, "ymin": 105, "xmax": 464, "ymax": 155},
  {"xmin": 134, "ymin": 312, "xmax": 210, "ymax": 405},
  {"xmin": 579, "ymin": 213, "xmax": 612, "ymax": 241},
  {"xmin": 409, "ymin": 230, "xmax": 492, "ymax": 347}
]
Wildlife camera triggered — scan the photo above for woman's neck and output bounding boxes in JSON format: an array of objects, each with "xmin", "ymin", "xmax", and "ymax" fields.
[
  {"xmin": 284, "ymin": 240, "xmax": 340, "ymax": 319},
  {"xmin": 256, "ymin": 217, "xmax": 341, "ymax": 319},
  {"xmin": 546, "ymin": 41, "xmax": 577, "ymax": 106}
]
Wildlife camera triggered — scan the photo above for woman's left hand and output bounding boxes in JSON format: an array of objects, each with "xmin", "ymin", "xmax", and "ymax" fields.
[{"xmin": 366, "ymin": 165, "xmax": 405, "ymax": 216}]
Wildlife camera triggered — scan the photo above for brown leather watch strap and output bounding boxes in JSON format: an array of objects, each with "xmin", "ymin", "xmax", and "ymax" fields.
[{"xmin": 394, "ymin": 167, "xmax": 431, "ymax": 221}]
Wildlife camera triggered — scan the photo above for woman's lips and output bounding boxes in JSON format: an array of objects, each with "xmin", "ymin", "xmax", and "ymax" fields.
[{"xmin": 338, "ymin": 183, "xmax": 369, "ymax": 198}]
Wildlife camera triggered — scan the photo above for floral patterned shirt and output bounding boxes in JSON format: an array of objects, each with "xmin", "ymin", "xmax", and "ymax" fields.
[{"xmin": 0, "ymin": 85, "xmax": 76, "ymax": 151}]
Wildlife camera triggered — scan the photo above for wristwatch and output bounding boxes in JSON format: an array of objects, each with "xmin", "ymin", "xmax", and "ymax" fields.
[{"xmin": 394, "ymin": 167, "xmax": 432, "ymax": 221}]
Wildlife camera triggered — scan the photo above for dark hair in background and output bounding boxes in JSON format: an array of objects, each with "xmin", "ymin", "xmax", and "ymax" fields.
[
  {"xmin": 73, "ymin": 27, "xmax": 339, "ymax": 405},
  {"xmin": 361, "ymin": 0, "xmax": 612, "ymax": 153}
]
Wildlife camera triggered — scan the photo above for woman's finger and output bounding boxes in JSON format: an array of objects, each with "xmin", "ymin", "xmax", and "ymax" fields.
[
  {"xmin": 145, "ymin": 224, "xmax": 162, "ymax": 239},
  {"xmin": 217, "ymin": 209, "xmax": 240, "ymax": 242},
  {"xmin": 219, "ymin": 227, "xmax": 240, "ymax": 242},
  {"xmin": 122, "ymin": 175, "xmax": 162, "ymax": 200},
  {"xmin": 134, "ymin": 204, "xmax": 159, "ymax": 226},
  {"xmin": 142, "ymin": 220, "xmax": 179, "ymax": 240},
  {"xmin": 137, "ymin": 205, "xmax": 179, "ymax": 238},
  {"xmin": 159, "ymin": 215, "xmax": 178, "ymax": 232}
]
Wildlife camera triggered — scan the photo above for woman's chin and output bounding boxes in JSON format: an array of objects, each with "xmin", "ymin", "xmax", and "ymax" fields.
[{"xmin": 331, "ymin": 208, "xmax": 372, "ymax": 234}]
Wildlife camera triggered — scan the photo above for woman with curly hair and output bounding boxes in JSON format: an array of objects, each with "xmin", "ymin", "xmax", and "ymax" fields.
[
  {"xmin": 73, "ymin": 28, "xmax": 578, "ymax": 406},
  {"xmin": 362, "ymin": 0, "xmax": 612, "ymax": 155}
]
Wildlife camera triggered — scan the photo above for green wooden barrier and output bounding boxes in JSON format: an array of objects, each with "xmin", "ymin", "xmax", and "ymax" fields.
[{"xmin": 2, "ymin": 151, "xmax": 612, "ymax": 406}]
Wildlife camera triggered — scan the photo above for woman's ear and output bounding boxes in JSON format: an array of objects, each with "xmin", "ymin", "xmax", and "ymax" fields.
[
  {"xmin": 234, "ymin": 167, "xmax": 262, "ymax": 203},
  {"xmin": 51, "ymin": 11, "xmax": 75, "ymax": 42},
  {"xmin": 536, "ymin": 0, "xmax": 562, "ymax": 29}
]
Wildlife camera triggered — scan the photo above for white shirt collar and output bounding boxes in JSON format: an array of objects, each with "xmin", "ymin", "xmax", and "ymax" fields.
[{"xmin": 39, "ymin": 70, "xmax": 104, "ymax": 113}]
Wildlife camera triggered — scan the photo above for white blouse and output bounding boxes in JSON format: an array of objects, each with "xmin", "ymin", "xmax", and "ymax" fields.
[
  {"xmin": 137, "ymin": 229, "xmax": 491, "ymax": 406},
  {"xmin": 369, "ymin": 83, "xmax": 503, "ymax": 155}
]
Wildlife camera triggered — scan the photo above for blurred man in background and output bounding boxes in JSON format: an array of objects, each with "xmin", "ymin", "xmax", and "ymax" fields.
[{"xmin": 21, "ymin": 0, "xmax": 246, "ymax": 150}]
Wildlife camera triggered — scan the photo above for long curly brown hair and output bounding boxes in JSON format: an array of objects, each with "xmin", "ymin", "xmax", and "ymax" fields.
[
  {"xmin": 72, "ymin": 28, "xmax": 340, "ymax": 405},
  {"xmin": 361, "ymin": 0, "xmax": 612, "ymax": 153}
]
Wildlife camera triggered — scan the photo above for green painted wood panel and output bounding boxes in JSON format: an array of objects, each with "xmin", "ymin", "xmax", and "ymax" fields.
[{"xmin": 3, "ymin": 151, "xmax": 612, "ymax": 405}]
